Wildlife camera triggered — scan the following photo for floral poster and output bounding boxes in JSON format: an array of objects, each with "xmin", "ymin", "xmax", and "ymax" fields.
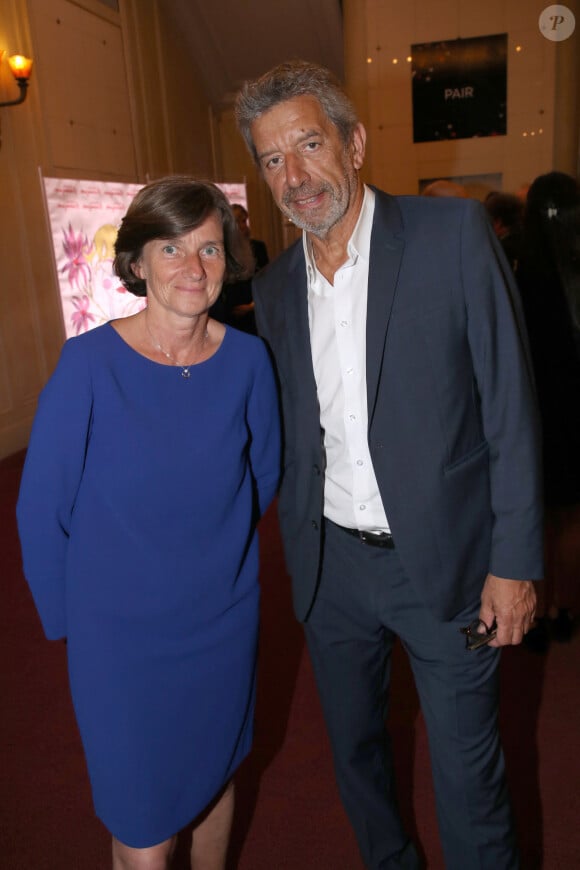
[
  {"xmin": 43, "ymin": 177, "xmax": 247, "ymax": 339},
  {"xmin": 43, "ymin": 177, "xmax": 146, "ymax": 338}
]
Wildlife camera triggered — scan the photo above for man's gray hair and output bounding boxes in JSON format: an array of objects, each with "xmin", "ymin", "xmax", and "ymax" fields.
[{"xmin": 235, "ymin": 59, "xmax": 359, "ymax": 165}]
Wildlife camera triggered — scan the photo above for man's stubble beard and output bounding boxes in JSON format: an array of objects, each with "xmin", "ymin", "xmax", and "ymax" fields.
[{"xmin": 280, "ymin": 165, "xmax": 358, "ymax": 239}]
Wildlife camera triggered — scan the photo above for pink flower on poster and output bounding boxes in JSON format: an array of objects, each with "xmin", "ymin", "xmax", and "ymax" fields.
[
  {"xmin": 61, "ymin": 224, "xmax": 94, "ymax": 290},
  {"xmin": 70, "ymin": 295, "xmax": 96, "ymax": 335}
]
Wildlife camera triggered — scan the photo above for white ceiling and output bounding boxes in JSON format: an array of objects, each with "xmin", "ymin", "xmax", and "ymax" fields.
[{"xmin": 166, "ymin": 0, "xmax": 344, "ymax": 109}]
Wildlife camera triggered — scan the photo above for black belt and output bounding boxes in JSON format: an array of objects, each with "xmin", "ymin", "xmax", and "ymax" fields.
[{"xmin": 338, "ymin": 524, "xmax": 395, "ymax": 549}]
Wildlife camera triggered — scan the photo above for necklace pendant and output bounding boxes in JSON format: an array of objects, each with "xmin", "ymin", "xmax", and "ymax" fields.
[{"xmin": 181, "ymin": 367, "xmax": 191, "ymax": 379}]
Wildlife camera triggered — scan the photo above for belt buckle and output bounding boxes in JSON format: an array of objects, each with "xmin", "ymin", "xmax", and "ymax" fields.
[{"xmin": 358, "ymin": 529, "xmax": 394, "ymax": 548}]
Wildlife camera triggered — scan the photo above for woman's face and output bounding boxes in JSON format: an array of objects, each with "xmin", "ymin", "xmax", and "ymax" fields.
[{"xmin": 132, "ymin": 211, "xmax": 226, "ymax": 318}]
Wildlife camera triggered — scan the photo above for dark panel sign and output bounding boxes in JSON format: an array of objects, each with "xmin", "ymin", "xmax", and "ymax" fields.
[{"xmin": 411, "ymin": 34, "xmax": 507, "ymax": 143}]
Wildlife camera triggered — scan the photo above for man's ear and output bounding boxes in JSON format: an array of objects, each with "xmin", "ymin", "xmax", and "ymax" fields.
[{"xmin": 351, "ymin": 123, "xmax": 366, "ymax": 170}]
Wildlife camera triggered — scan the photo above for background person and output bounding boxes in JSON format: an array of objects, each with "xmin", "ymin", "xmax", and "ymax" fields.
[
  {"xmin": 235, "ymin": 60, "xmax": 542, "ymax": 869},
  {"xmin": 17, "ymin": 177, "xmax": 280, "ymax": 870},
  {"xmin": 421, "ymin": 178, "xmax": 468, "ymax": 197},
  {"xmin": 484, "ymin": 191, "xmax": 524, "ymax": 272},
  {"xmin": 232, "ymin": 202, "xmax": 269, "ymax": 271},
  {"xmin": 516, "ymin": 171, "xmax": 580, "ymax": 651},
  {"xmin": 213, "ymin": 203, "xmax": 269, "ymax": 335}
]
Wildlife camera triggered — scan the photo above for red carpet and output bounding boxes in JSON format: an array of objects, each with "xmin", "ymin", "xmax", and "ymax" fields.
[{"xmin": 1, "ymin": 450, "xmax": 579, "ymax": 868}]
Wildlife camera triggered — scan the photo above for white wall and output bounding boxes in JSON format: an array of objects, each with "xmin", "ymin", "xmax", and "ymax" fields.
[{"xmin": 348, "ymin": 0, "xmax": 577, "ymax": 196}]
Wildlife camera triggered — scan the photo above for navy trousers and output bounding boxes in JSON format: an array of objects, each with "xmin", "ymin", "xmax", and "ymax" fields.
[{"xmin": 304, "ymin": 520, "xmax": 518, "ymax": 870}]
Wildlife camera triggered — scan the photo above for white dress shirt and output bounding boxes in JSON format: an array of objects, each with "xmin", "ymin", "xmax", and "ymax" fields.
[{"xmin": 304, "ymin": 186, "xmax": 390, "ymax": 533}]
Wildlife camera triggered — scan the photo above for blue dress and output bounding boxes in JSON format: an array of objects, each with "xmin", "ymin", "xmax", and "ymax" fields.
[{"xmin": 16, "ymin": 323, "xmax": 280, "ymax": 848}]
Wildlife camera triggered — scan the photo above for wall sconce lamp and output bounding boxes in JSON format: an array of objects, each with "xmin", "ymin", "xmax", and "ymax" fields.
[{"xmin": 0, "ymin": 50, "xmax": 34, "ymax": 108}]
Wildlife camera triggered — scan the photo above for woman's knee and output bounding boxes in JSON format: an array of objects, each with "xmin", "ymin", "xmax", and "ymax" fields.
[{"xmin": 112, "ymin": 835, "xmax": 176, "ymax": 870}]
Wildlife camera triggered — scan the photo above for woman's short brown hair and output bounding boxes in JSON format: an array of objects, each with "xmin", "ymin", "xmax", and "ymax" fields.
[{"xmin": 114, "ymin": 177, "xmax": 254, "ymax": 297}]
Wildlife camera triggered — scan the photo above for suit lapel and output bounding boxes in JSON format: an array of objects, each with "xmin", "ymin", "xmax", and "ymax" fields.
[
  {"xmin": 282, "ymin": 247, "xmax": 320, "ymax": 414},
  {"xmin": 366, "ymin": 191, "xmax": 405, "ymax": 426}
]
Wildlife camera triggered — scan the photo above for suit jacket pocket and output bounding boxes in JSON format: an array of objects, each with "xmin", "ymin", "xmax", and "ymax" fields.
[{"xmin": 444, "ymin": 440, "xmax": 489, "ymax": 475}]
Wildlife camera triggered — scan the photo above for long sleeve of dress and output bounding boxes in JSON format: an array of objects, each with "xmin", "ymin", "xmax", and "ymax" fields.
[
  {"xmin": 247, "ymin": 343, "xmax": 281, "ymax": 516},
  {"xmin": 16, "ymin": 339, "xmax": 93, "ymax": 640}
]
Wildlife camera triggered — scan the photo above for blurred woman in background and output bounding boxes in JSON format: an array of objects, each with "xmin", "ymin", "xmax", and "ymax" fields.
[{"xmin": 516, "ymin": 171, "xmax": 580, "ymax": 652}]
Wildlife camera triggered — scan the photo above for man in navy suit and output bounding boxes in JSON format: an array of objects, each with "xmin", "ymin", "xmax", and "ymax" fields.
[{"xmin": 235, "ymin": 60, "xmax": 542, "ymax": 869}]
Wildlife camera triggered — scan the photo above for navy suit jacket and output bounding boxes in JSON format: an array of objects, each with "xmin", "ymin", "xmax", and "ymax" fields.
[{"xmin": 254, "ymin": 189, "xmax": 543, "ymax": 623}]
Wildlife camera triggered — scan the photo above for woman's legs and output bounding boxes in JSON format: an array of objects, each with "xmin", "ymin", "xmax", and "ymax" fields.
[
  {"xmin": 112, "ymin": 836, "xmax": 176, "ymax": 870},
  {"xmin": 111, "ymin": 780, "xmax": 234, "ymax": 870},
  {"xmin": 190, "ymin": 780, "xmax": 235, "ymax": 870}
]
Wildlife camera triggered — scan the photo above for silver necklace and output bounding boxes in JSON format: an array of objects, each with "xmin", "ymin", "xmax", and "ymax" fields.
[{"xmin": 146, "ymin": 320, "xmax": 209, "ymax": 379}]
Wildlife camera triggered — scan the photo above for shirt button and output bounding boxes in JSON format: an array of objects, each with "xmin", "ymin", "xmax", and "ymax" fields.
[
  {"xmin": 346, "ymin": 367, "xmax": 354, "ymax": 375},
  {"xmin": 359, "ymin": 504, "xmax": 366, "ymax": 511},
  {"xmin": 340, "ymin": 320, "xmax": 348, "ymax": 327},
  {"xmin": 356, "ymin": 459, "xmax": 364, "ymax": 466},
  {"xmin": 349, "ymin": 414, "xmax": 356, "ymax": 421}
]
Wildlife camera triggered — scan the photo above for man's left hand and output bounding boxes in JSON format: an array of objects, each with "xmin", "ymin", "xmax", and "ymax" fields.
[{"xmin": 479, "ymin": 573, "xmax": 537, "ymax": 647}]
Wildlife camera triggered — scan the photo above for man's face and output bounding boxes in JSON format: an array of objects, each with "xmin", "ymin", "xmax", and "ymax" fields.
[{"xmin": 250, "ymin": 95, "xmax": 365, "ymax": 239}]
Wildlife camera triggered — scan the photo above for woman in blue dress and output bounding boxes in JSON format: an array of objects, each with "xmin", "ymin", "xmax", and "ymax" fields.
[{"xmin": 17, "ymin": 178, "xmax": 281, "ymax": 869}]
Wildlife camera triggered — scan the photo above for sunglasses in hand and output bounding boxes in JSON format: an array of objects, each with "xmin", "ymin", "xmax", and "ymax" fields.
[{"xmin": 460, "ymin": 618, "xmax": 498, "ymax": 651}]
